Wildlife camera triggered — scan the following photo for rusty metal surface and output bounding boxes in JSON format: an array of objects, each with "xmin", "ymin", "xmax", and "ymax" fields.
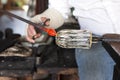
[
  {"xmin": 0, "ymin": 44, "xmax": 32, "ymax": 57},
  {"xmin": 36, "ymin": 68, "xmax": 78, "ymax": 80},
  {"xmin": 0, "ymin": 70, "xmax": 32, "ymax": 77},
  {"xmin": 0, "ymin": 57, "xmax": 35, "ymax": 77},
  {"xmin": 0, "ymin": 77, "xmax": 17, "ymax": 80},
  {"xmin": 37, "ymin": 68, "xmax": 78, "ymax": 75}
]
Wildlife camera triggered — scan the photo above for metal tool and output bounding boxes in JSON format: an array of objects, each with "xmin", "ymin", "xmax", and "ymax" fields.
[{"xmin": 0, "ymin": 10, "xmax": 56, "ymax": 36}]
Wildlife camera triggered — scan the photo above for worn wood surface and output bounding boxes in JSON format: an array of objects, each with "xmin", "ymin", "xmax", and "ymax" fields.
[{"xmin": 103, "ymin": 34, "xmax": 120, "ymax": 56}]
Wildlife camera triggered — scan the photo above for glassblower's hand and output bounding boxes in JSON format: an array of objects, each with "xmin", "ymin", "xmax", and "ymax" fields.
[{"xmin": 26, "ymin": 17, "xmax": 50, "ymax": 43}]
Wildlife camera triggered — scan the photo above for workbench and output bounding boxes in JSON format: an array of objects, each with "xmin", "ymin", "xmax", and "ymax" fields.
[{"xmin": 0, "ymin": 22, "xmax": 80, "ymax": 80}]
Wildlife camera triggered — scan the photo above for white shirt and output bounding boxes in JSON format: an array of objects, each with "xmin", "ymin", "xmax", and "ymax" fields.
[
  {"xmin": 49, "ymin": 0, "xmax": 71, "ymax": 19},
  {"xmin": 49, "ymin": 0, "xmax": 120, "ymax": 36}
]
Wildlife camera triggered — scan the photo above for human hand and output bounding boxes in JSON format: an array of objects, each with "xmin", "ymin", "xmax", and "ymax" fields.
[{"xmin": 26, "ymin": 17, "xmax": 50, "ymax": 43}]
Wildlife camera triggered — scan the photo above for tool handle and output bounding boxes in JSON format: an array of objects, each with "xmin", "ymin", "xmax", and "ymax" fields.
[{"xmin": 56, "ymin": 29, "xmax": 120, "ymax": 49}]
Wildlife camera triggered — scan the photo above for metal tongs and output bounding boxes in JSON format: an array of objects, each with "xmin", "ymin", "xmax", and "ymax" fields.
[{"xmin": 0, "ymin": 10, "xmax": 56, "ymax": 37}]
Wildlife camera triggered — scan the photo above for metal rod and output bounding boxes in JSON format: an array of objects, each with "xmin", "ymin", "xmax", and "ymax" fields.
[
  {"xmin": 0, "ymin": 10, "xmax": 42, "ymax": 28},
  {"xmin": 0, "ymin": 10, "xmax": 57, "ymax": 37},
  {"xmin": 102, "ymin": 38, "xmax": 120, "ymax": 42},
  {"xmin": 93, "ymin": 37, "xmax": 120, "ymax": 42}
]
